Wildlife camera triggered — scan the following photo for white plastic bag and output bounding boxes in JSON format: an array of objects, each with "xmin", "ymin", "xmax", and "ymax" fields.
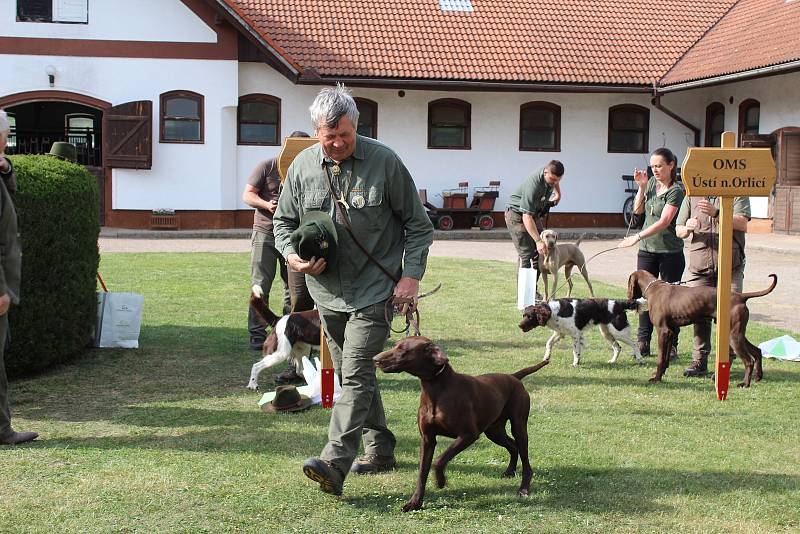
[
  {"xmin": 517, "ymin": 267, "xmax": 537, "ymax": 310},
  {"xmin": 95, "ymin": 291, "xmax": 144, "ymax": 348},
  {"xmin": 302, "ymin": 356, "xmax": 341, "ymax": 405}
]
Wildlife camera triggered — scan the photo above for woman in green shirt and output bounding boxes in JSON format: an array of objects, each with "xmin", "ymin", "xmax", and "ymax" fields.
[{"xmin": 618, "ymin": 148, "xmax": 685, "ymax": 358}]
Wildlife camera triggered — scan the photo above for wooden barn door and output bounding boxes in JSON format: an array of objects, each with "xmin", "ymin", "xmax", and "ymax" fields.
[{"xmin": 773, "ymin": 129, "xmax": 800, "ymax": 234}]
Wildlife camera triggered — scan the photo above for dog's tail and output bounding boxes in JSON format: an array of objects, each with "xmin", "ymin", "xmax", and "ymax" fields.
[
  {"xmin": 619, "ymin": 298, "xmax": 648, "ymax": 314},
  {"xmin": 249, "ymin": 284, "xmax": 280, "ymax": 328},
  {"xmin": 737, "ymin": 274, "xmax": 777, "ymax": 301},
  {"xmin": 574, "ymin": 233, "xmax": 586, "ymax": 248},
  {"xmin": 513, "ymin": 359, "xmax": 550, "ymax": 380}
]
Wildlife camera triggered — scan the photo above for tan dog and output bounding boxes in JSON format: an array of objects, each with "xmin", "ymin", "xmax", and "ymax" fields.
[{"xmin": 538, "ymin": 230, "xmax": 594, "ymax": 301}]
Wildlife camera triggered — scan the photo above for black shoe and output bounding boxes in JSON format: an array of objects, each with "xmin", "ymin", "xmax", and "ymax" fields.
[
  {"xmin": 0, "ymin": 430, "xmax": 38, "ymax": 445},
  {"xmin": 303, "ymin": 457, "xmax": 344, "ymax": 496},
  {"xmin": 638, "ymin": 340, "xmax": 651, "ymax": 357},
  {"xmin": 350, "ymin": 454, "xmax": 397, "ymax": 475},
  {"xmin": 274, "ymin": 366, "xmax": 304, "ymax": 385},
  {"xmin": 249, "ymin": 336, "xmax": 265, "ymax": 351},
  {"xmin": 683, "ymin": 361, "xmax": 708, "ymax": 377}
]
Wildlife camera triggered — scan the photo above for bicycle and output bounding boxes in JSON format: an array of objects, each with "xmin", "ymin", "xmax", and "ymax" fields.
[
  {"xmin": 621, "ymin": 174, "xmax": 644, "ymax": 229},
  {"xmin": 621, "ymin": 166, "xmax": 682, "ymax": 229}
]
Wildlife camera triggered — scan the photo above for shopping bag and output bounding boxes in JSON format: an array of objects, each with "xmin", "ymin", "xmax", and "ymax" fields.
[{"xmin": 95, "ymin": 291, "xmax": 144, "ymax": 348}]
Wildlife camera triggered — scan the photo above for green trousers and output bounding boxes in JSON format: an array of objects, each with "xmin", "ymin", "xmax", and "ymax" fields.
[
  {"xmin": 318, "ymin": 299, "xmax": 395, "ymax": 476},
  {"xmin": 249, "ymin": 229, "xmax": 290, "ymax": 340},
  {"xmin": 687, "ymin": 264, "xmax": 745, "ymax": 364},
  {"xmin": 0, "ymin": 315, "xmax": 13, "ymax": 438}
]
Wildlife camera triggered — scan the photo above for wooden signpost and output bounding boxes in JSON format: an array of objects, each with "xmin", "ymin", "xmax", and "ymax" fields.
[
  {"xmin": 277, "ymin": 136, "xmax": 318, "ymax": 183},
  {"xmin": 681, "ymin": 131, "xmax": 776, "ymax": 400},
  {"xmin": 277, "ymin": 136, "xmax": 335, "ymax": 408}
]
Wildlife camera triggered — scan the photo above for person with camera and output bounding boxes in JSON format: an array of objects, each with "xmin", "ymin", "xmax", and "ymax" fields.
[
  {"xmin": 504, "ymin": 160, "xmax": 564, "ymax": 308},
  {"xmin": 618, "ymin": 147, "xmax": 685, "ymax": 360}
]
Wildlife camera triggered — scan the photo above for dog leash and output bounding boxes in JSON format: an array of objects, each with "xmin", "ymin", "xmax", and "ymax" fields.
[
  {"xmin": 323, "ymin": 162, "xmax": 440, "ymax": 336},
  {"xmin": 542, "ymin": 191, "xmax": 643, "ymax": 300},
  {"xmin": 384, "ymin": 283, "xmax": 442, "ymax": 336},
  {"xmin": 545, "ymin": 243, "xmax": 620, "ymax": 299}
]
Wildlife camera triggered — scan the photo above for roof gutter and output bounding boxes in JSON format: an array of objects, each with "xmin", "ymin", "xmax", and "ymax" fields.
[
  {"xmin": 658, "ymin": 59, "xmax": 800, "ymax": 93},
  {"xmin": 298, "ymin": 75, "xmax": 651, "ymax": 93},
  {"xmin": 651, "ymin": 83, "xmax": 701, "ymax": 147}
]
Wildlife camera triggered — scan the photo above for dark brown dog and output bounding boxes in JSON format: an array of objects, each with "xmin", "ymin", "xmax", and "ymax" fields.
[
  {"xmin": 627, "ymin": 270, "xmax": 777, "ymax": 386},
  {"xmin": 374, "ymin": 336, "xmax": 548, "ymax": 512}
]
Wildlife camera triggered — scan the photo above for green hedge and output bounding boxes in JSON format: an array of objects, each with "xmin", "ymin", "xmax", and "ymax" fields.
[{"xmin": 6, "ymin": 155, "xmax": 100, "ymax": 377}]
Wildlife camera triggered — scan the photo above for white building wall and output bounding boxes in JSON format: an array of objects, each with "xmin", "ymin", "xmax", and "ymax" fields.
[
  {"xmin": 660, "ymin": 70, "xmax": 800, "ymax": 218},
  {"xmin": 4, "ymin": 0, "xmax": 796, "ymax": 220},
  {"xmin": 0, "ymin": 53, "xmax": 239, "ymax": 210},
  {"xmin": 236, "ymin": 65, "xmax": 320, "ymax": 206},
  {"xmin": 237, "ymin": 64, "xmax": 697, "ymax": 215},
  {"xmin": 1, "ymin": 0, "xmax": 215, "ymax": 42}
]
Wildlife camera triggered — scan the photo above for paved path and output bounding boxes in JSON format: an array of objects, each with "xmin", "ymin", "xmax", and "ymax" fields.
[{"xmin": 99, "ymin": 231, "xmax": 799, "ymax": 334}]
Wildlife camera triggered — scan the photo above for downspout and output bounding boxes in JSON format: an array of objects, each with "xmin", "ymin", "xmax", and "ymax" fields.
[{"xmin": 651, "ymin": 82, "xmax": 701, "ymax": 147}]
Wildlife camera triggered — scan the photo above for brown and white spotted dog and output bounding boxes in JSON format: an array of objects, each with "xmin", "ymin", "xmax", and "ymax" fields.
[
  {"xmin": 520, "ymin": 298, "xmax": 647, "ymax": 367},
  {"xmin": 246, "ymin": 285, "xmax": 321, "ymax": 390}
]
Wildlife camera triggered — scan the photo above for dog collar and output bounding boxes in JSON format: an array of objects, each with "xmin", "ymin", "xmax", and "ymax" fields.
[
  {"xmin": 433, "ymin": 363, "xmax": 447, "ymax": 377},
  {"xmin": 642, "ymin": 279, "xmax": 663, "ymax": 296}
]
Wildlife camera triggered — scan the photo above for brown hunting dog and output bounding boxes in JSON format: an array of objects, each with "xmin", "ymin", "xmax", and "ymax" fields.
[
  {"xmin": 627, "ymin": 270, "xmax": 777, "ymax": 387},
  {"xmin": 374, "ymin": 336, "xmax": 548, "ymax": 512}
]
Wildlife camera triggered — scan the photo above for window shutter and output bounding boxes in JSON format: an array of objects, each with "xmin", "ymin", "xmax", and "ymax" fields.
[{"xmin": 103, "ymin": 100, "xmax": 152, "ymax": 169}]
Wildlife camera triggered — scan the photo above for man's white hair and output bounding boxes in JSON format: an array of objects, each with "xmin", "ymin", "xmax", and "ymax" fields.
[
  {"xmin": 309, "ymin": 83, "xmax": 359, "ymax": 132},
  {"xmin": 0, "ymin": 109, "xmax": 10, "ymax": 137}
]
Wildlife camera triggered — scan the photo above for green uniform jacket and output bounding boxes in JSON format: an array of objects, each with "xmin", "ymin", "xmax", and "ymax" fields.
[
  {"xmin": 676, "ymin": 196, "xmax": 750, "ymax": 275},
  {"xmin": 0, "ymin": 160, "xmax": 21, "ymax": 305},
  {"xmin": 506, "ymin": 167, "xmax": 553, "ymax": 215},
  {"xmin": 274, "ymin": 136, "xmax": 434, "ymax": 312},
  {"xmin": 639, "ymin": 177, "xmax": 685, "ymax": 254}
]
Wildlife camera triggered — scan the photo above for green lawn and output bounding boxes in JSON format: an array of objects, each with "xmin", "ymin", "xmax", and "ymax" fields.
[{"xmin": 2, "ymin": 253, "xmax": 798, "ymax": 533}]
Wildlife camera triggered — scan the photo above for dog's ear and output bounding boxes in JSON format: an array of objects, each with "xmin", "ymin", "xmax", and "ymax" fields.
[
  {"xmin": 427, "ymin": 343, "xmax": 449, "ymax": 367},
  {"xmin": 627, "ymin": 272, "xmax": 641, "ymax": 299},
  {"xmin": 535, "ymin": 306, "xmax": 551, "ymax": 326}
]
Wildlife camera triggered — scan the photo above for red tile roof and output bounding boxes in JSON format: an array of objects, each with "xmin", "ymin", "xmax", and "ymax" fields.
[
  {"xmin": 661, "ymin": 0, "xmax": 800, "ymax": 86},
  {"xmin": 225, "ymin": 0, "xmax": 737, "ymax": 86}
]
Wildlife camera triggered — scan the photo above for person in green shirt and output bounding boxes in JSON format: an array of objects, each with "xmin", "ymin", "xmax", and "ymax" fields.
[
  {"xmin": 0, "ymin": 110, "xmax": 38, "ymax": 445},
  {"xmin": 675, "ymin": 195, "xmax": 750, "ymax": 377},
  {"xmin": 505, "ymin": 160, "xmax": 564, "ymax": 308},
  {"xmin": 618, "ymin": 147, "xmax": 685, "ymax": 360},
  {"xmin": 274, "ymin": 85, "xmax": 434, "ymax": 496}
]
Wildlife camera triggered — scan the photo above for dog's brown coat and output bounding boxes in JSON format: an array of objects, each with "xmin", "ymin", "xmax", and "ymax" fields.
[
  {"xmin": 627, "ymin": 270, "xmax": 777, "ymax": 386},
  {"xmin": 374, "ymin": 336, "xmax": 548, "ymax": 511}
]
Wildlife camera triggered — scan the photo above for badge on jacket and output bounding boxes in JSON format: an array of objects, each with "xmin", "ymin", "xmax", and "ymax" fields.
[{"xmin": 351, "ymin": 194, "xmax": 366, "ymax": 209}]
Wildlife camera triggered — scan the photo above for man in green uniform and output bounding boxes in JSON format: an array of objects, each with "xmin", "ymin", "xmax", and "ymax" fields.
[
  {"xmin": 676, "ymin": 195, "xmax": 750, "ymax": 377},
  {"xmin": 504, "ymin": 160, "xmax": 564, "ymax": 308},
  {"xmin": 274, "ymin": 85, "xmax": 434, "ymax": 496},
  {"xmin": 0, "ymin": 110, "xmax": 38, "ymax": 445}
]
